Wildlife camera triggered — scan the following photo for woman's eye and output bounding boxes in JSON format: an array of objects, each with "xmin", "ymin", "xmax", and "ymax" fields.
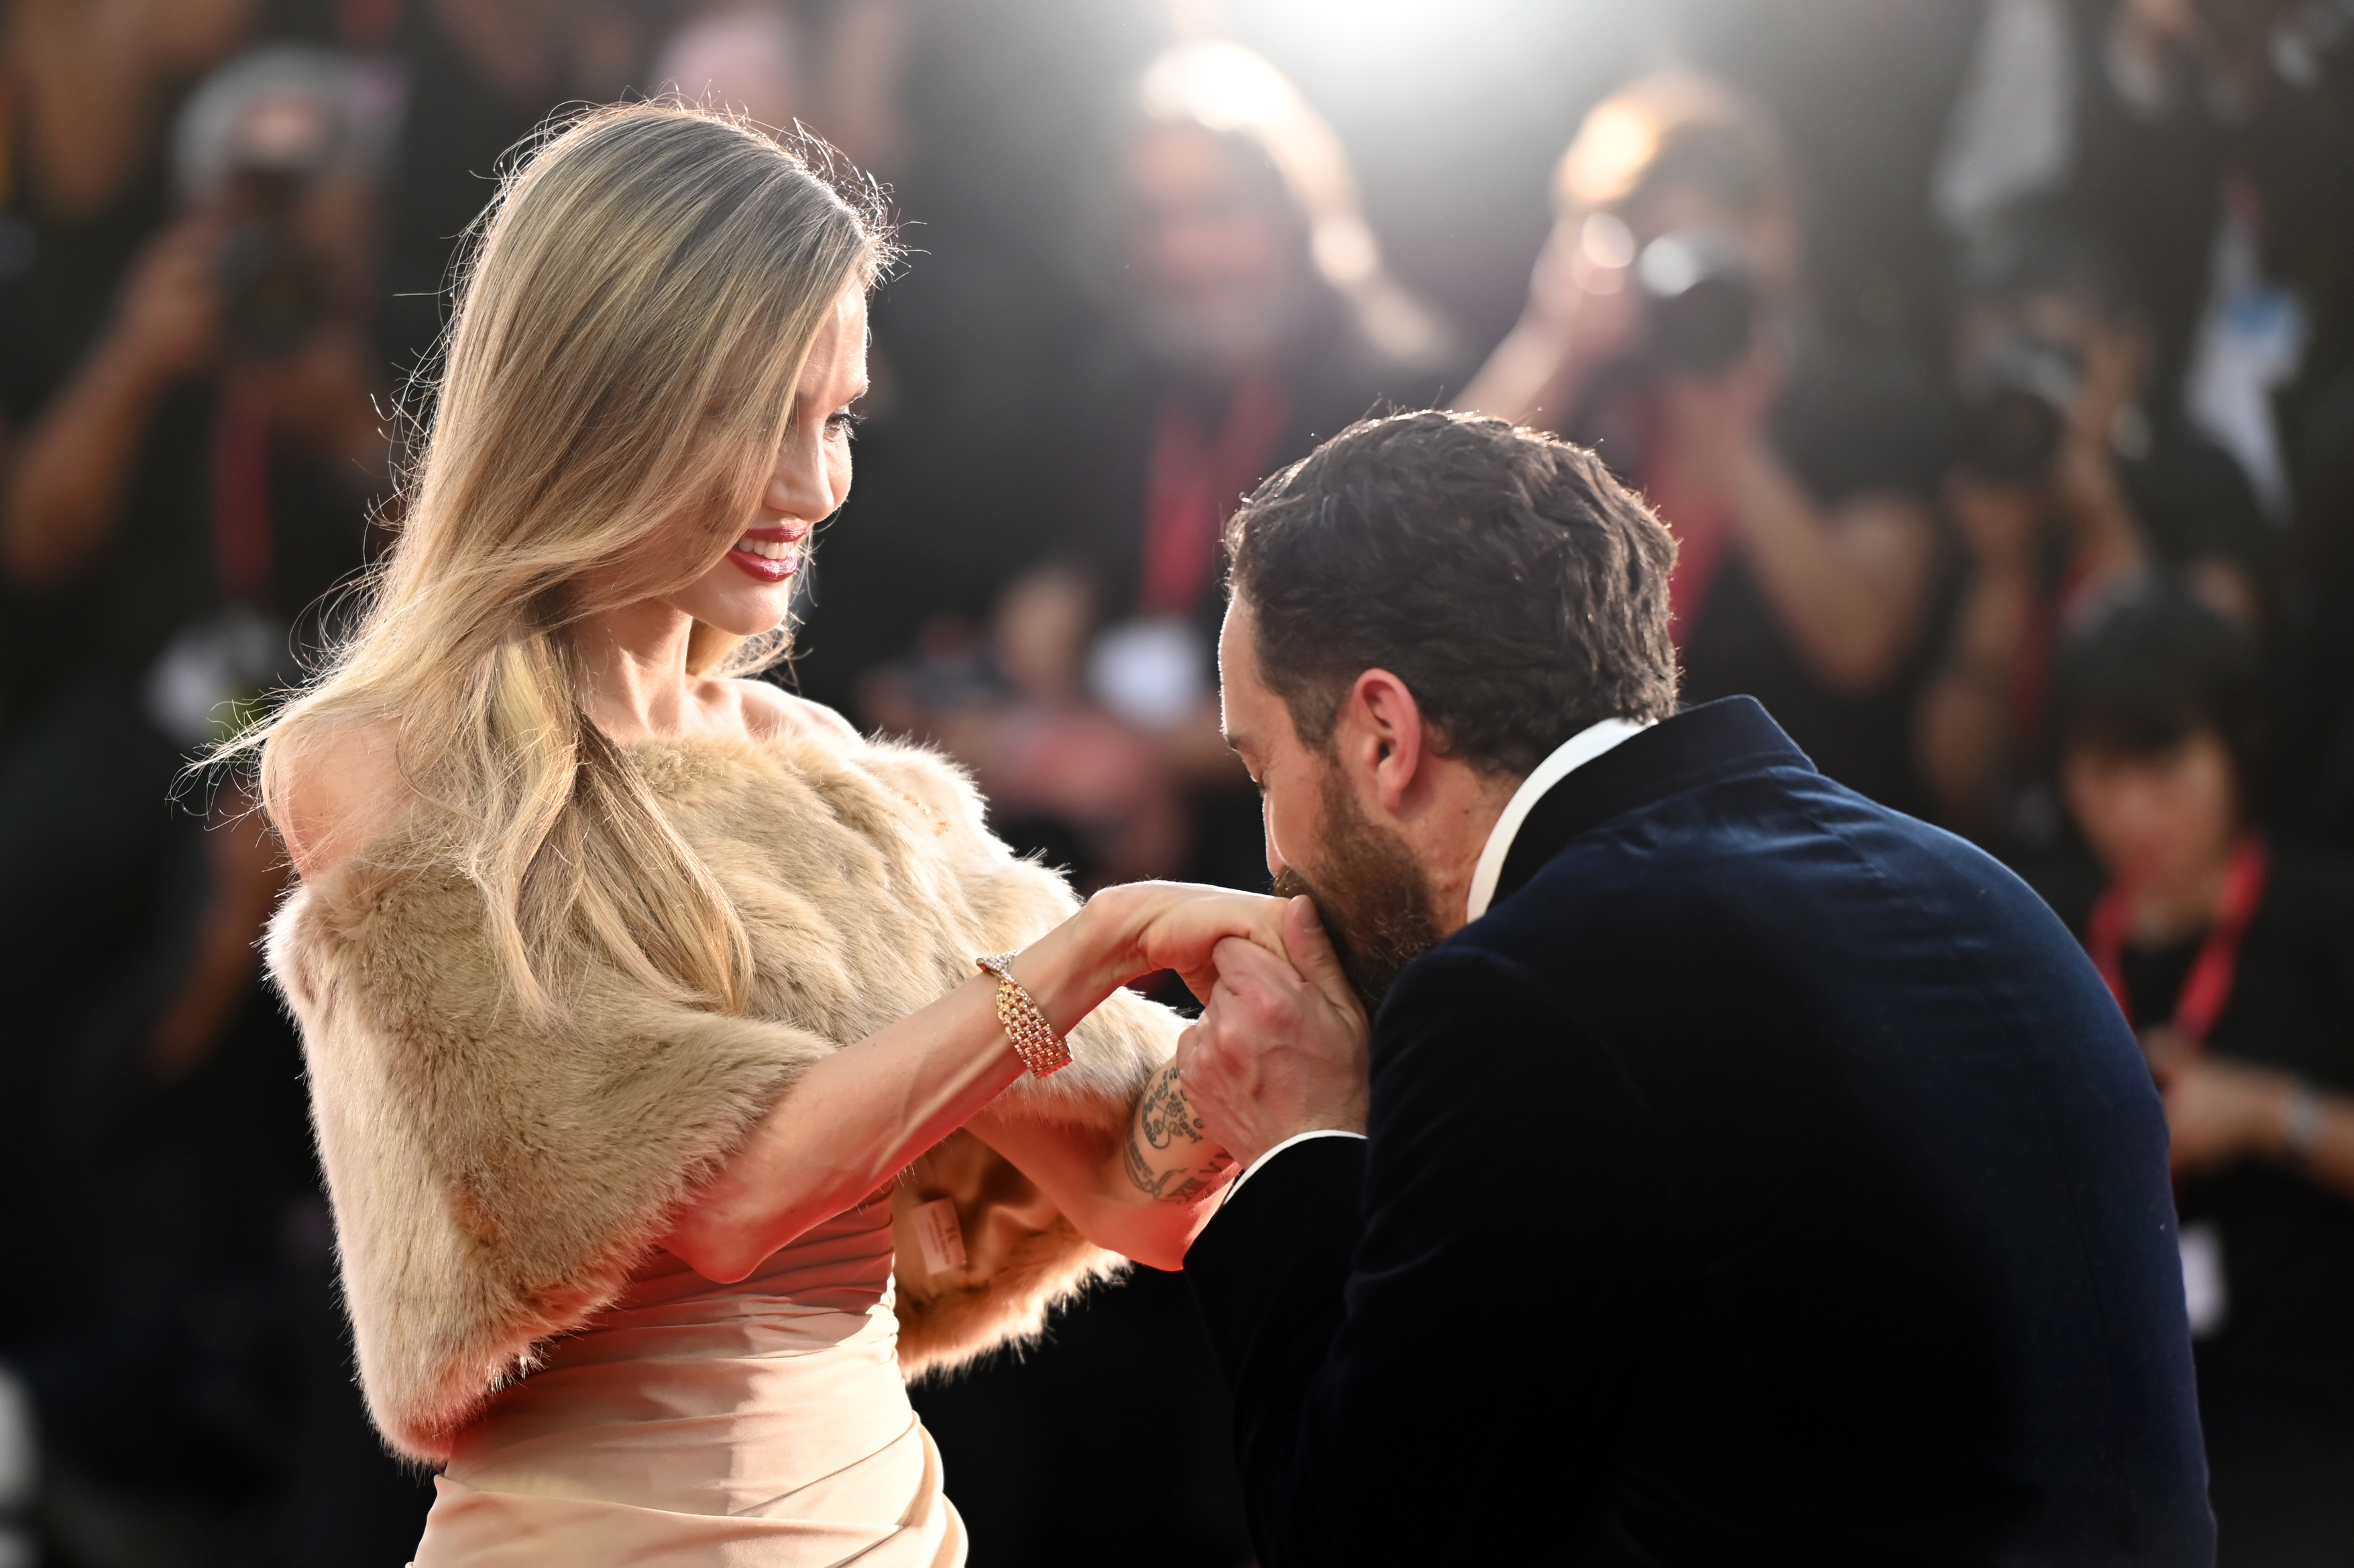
[{"xmin": 827, "ymin": 409, "xmax": 864, "ymax": 439}]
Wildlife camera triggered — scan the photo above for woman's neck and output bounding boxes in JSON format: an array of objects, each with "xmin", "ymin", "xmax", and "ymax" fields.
[
  {"xmin": 2127, "ymin": 837, "xmax": 2241, "ymax": 948},
  {"xmin": 576, "ymin": 598, "xmax": 704, "ymax": 744}
]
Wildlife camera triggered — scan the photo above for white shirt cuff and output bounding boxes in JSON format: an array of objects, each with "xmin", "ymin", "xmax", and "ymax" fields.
[{"xmin": 1223, "ymin": 1129, "xmax": 1367, "ymax": 1203}]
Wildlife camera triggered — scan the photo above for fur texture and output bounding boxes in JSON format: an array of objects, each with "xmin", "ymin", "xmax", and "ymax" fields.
[{"xmin": 267, "ymin": 730, "xmax": 1178, "ymax": 1463}]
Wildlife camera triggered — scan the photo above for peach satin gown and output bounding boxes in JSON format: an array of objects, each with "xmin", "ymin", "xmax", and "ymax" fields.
[{"xmin": 411, "ymin": 1187, "xmax": 964, "ymax": 1566}]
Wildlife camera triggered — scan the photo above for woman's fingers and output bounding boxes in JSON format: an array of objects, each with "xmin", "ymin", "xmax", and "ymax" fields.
[{"xmin": 1126, "ymin": 883, "xmax": 1286, "ymax": 975}]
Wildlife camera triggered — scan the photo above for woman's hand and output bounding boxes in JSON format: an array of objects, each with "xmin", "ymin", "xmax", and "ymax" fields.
[
  {"xmin": 2145, "ymin": 1031, "xmax": 2299, "ymax": 1178},
  {"xmin": 1455, "ymin": 215, "xmax": 1643, "ymax": 429},
  {"xmin": 2160, "ymin": 1054, "xmax": 2290, "ymax": 1177},
  {"xmin": 1079, "ymin": 880, "xmax": 1290, "ymax": 1003},
  {"xmin": 111, "ymin": 215, "xmax": 226, "ymax": 386}
]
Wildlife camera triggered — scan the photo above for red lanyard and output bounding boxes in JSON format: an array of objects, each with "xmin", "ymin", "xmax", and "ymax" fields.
[
  {"xmin": 1640, "ymin": 404, "xmax": 1732, "ymax": 653},
  {"xmin": 1138, "ymin": 371, "xmax": 1290, "ymax": 618},
  {"xmin": 211, "ymin": 388, "xmax": 274, "ymax": 604},
  {"xmin": 2086, "ymin": 835, "xmax": 2269, "ymax": 1047}
]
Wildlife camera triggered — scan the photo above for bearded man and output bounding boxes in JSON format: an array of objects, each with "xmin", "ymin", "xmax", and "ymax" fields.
[{"xmin": 1172, "ymin": 410, "xmax": 2212, "ymax": 1565}]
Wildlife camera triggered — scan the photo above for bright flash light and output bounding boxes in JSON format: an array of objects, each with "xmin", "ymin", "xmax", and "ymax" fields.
[
  {"xmin": 1559, "ymin": 99, "xmax": 1660, "ymax": 211},
  {"xmin": 1141, "ymin": 40, "xmax": 1298, "ymax": 133}
]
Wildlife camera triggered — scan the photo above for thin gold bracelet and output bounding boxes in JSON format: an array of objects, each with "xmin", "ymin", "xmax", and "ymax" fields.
[{"xmin": 976, "ymin": 952, "xmax": 1072, "ymax": 1078}]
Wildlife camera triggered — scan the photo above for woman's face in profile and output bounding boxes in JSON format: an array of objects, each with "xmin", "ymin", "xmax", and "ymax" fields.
[{"xmin": 666, "ymin": 285, "xmax": 869, "ymax": 637}]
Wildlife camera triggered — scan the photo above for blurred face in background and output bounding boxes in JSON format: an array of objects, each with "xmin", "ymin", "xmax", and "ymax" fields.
[
  {"xmin": 1124, "ymin": 123, "xmax": 1308, "ymax": 375},
  {"xmin": 992, "ymin": 566, "xmax": 1095, "ymax": 704},
  {"xmin": 2064, "ymin": 730, "xmax": 2241, "ymax": 896}
]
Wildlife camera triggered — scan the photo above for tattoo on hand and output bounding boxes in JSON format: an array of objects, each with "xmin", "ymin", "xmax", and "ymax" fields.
[{"xmin": 1124, "ymin": 1062, "xmax": 1220, "ymax": 1201}]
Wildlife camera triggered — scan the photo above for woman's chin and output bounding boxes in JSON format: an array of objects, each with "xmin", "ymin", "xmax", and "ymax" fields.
[{"xmin": 670, "ymin": 584, "xmax": 795, "ymax": 640}]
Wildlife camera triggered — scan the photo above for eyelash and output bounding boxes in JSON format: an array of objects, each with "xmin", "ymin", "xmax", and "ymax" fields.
[{"xmin": 828, "ymin": 410, "xmax": 864, "ymax": 439}]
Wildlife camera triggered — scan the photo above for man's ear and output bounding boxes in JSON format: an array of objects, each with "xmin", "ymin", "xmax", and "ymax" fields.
[{"xmin": 1339, "ymin": 669, "xmax": 1427, "ymax": 818}]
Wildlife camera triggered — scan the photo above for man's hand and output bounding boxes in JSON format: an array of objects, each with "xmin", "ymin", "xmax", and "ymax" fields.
[{"xmin": 1174, "ymin": 897, "xmax": 1370, "ymax": 1168}]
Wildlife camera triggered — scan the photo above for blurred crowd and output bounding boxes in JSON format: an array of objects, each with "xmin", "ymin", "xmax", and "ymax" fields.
[{"xmin": 8, "ymin": 0, "xmax": 2354, "ymax": 1563}]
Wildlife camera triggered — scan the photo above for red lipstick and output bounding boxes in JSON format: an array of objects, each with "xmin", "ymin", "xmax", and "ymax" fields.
[{"xmin": 728, "ymin": 524, "xmax": 806, "ymax": 584}]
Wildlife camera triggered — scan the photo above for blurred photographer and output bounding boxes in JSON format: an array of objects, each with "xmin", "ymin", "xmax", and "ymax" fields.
[
  {"xmin": 0, "ymin": 46, "xmax": 416, "ymax": 1564},
  {"xmin": 1459, "ymin": 71, "xmax": 1950, "ymax": 812},
  {"xmin": 1918, "ymin": 214, "xmax": 2272, "ymax": 846},
  {"xmin": 2050, "ymin": 588, "xmax": 2354, "ymax": 1563},
  {"xmin": 1042, "ymin": 41, "xmax": 1457, "ymax": 893}
]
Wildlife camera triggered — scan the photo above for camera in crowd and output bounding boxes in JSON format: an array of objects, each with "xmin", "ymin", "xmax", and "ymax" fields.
[
  {"xmin": 175, "ymin": 46, "xmax": 388, "ymax": 360},
  {"xmin": 1956, "ymin": 331, "xmax": 2082, "ymax": 484},
  {"xmin": 216, "ymin": 166, "xmax": 332, "ymax": 357},
  {"xmin": 1636, "ymin": 227, "xmax": 1757, "ymax": 375}
]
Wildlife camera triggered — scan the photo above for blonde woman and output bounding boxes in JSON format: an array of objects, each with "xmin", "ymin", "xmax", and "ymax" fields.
[{"xmin": 242, "ymin": 103, "xmax": 1309, "ymax": 1564}]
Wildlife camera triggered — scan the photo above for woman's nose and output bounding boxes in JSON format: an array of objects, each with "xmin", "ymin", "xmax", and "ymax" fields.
[{"xmin": 763, "ymin": 432, "xmax": 836, "ymax": 520}]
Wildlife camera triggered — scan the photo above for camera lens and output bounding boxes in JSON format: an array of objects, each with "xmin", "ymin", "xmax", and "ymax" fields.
[
  {"xmin": 1962, "ymin": 389, "xmax": 2066, "ymax": 482},
  {"xmin": 1958, "ymin": 334, "xmax": 2082, "ymax": 483},
  {"xmin": 217, "ymin": 221, "xmax": 329, "ymax": 359},
  {"xmin": 1636, "ymin": 229, "xmax": 1756, "ymax": 375}
]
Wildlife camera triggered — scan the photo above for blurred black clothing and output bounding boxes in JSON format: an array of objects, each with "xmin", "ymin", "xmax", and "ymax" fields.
[
  {"xmin": 0, "ymin": 103, "xmax": 177, "ymax": 746},
  {"xmin": 1578, "ymin": 339, "xmax": 1956, "ymax": 812},
  {"xmin": 2060, "ymin": 855, "xmax": 2354, "ymax": 1431},
  {"xmin": 0, "ymin": 368, "xmax": 400, "ymax": 1560},
  {"xmin": 2052, "ymin": 851, "xmax": 2354, "ymax": 1566},
  {"xmin": 2280, "ymin": 376, "xmax": 2354, "ymax": 845},
  {"xmin": 1057, "ymin": 298, "xmax": 1450, "ymax": 644},
  {"xmin": 909, "ymin": 1268, "xmax": 1252, "ymax": 1568},
  {"xmin": 106, "ymin": 384, "xmax": 377, "ymax": 693},
  {"xmin": 2122, "ymin": 420, "xmax": 2274, "ymax": 577}
]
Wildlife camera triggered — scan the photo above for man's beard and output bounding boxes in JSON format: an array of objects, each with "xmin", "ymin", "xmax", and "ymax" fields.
[{"xmin": 1271, "ymin": 773, "xmax": 1444, "ymax": 1016}]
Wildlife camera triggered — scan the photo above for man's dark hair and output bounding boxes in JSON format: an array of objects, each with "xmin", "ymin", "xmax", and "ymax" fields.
[
  {"xmin": 2054, "ymin": 583, "xmax": 2262, "ymax": 782},
  {"xmin": 1223, "ymin": 410, "xmax": 1679, "ymax": 775}
]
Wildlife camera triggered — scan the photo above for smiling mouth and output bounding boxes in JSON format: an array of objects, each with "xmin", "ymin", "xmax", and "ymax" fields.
[{"xmin": 728, "ymin": 528, "xmax": 805, "ymax": 584}]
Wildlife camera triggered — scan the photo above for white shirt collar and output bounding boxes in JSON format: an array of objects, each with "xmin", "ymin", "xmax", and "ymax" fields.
[{"xmin": 1463, "ymin": 718, "xmax": 1653, "ymax": 925}]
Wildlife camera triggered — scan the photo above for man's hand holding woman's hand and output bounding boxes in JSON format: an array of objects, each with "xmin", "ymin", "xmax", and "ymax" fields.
[{"xmin": 1175, "ymin": 896, "xmax": 1371, "ymax": 1169}]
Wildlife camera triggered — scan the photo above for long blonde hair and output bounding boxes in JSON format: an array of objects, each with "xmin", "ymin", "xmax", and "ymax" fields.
[{"xmin": 237, "ymin": 102, "xmax": 889, "ymax": 1021}]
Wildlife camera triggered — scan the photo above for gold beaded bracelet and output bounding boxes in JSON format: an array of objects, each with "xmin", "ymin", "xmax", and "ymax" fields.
[{"xmin": 975, "ymin": 952, "xmax": 1072, "ymax": 1078}]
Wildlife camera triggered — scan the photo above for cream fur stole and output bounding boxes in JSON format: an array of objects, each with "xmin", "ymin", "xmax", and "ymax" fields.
[{"xmin": 266, "ymin": 729, "xmax": 1180, "ymax": 1463}]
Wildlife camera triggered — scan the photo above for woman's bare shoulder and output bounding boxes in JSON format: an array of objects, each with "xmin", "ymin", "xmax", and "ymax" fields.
[
  {"xmin": 273, "ymin": 717, "xmax": 422, "ymax": 882},
  {"xmin": 726, "ymin": 678, "xmax": 862, "ymax": 748}
]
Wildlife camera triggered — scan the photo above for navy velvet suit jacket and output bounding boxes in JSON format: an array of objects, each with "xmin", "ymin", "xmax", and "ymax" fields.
[{"xmin": 1185, "ymin": 698, "xmax": 2212, "ymax": 1565}]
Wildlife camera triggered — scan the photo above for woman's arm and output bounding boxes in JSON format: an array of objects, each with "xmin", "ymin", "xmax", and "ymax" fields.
[
  {"xmin": 1455, "ymin": 219, "xmax": 1641, "ymax": 431},
  {"xmin": 660, "ymin": 881, "xmax": 1281, "ymax": 1283},
  {"xmin": 1724, "ymin": 446, "xmax": 1942, "ymax": 696},
  {"xmin": 3, "ymin": 216, "xmax": 225, "ymax": 587},
  {"xmin": 966, "ymin": 896, "xmax": 1368, "ymax": 1271}
]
